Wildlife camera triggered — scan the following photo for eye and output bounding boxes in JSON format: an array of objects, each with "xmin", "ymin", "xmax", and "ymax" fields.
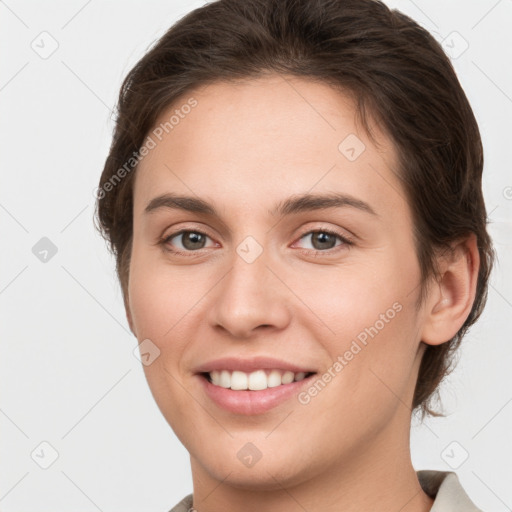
[
  {"xmin": 162, "ymin": 230, "xmax": 216, "ymax": 253},
  {"xmin": 294, "ymin": 229, "xmax": 353, "ymax": 252},
  {"xmin": 159, "ymin": 227, "xmax": 353, "ymax": 256}
]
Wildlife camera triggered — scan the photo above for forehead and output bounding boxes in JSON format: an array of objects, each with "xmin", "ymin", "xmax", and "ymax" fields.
[{"xmin": 134, "ymin": 75, "xmax": 405, "ymax": 219}]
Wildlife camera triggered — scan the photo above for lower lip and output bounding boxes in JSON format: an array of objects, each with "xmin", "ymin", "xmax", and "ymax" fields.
[{"xmin": 197, "ymin": 374, "xmax": 315, "ymax": 415}]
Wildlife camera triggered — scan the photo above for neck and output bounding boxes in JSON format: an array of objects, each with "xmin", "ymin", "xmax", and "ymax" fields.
[{"xmin": 188, "ymin": 408, "xmax": 434, "ymax": 512}]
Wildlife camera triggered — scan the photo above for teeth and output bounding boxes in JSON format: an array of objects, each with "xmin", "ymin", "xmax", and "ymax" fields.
[
  {"xmin": 267, "ymin": 369, "xmax": 282, "ymax": 388},
  {"xmin": 217, "ymin": 370, "xmax": 230, "ymax": 388},
  {"xmin": 281, "ymin": 371, "xmax": 294, "ymax": 384},
  {"xmin": 231, "ymin": 370, "xmax": 248, "ymax": 390},
  {"xmin": 207, "ymin": 369, "xmax": 310, "ymax": 390},
  {"xmin": 248, "ymin": 370, "xmax": 267, "ymax": 390}
]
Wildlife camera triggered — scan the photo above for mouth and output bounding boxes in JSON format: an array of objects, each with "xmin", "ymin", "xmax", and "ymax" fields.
[
  {"xmin": 196, "ymin": 369, "xmax": 318, "ymax": 415},
  {"xmin": 200, "ymin": 369, "xmax": 316, "ymax": 390}
]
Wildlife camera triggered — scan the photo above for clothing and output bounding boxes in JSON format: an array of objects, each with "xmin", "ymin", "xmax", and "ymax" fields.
[
  {"xmin": 168, "ymin": 470, "xmax": 483, "ymax": 511},
  {"xmin": 417, "ymin": 470, "xmax": 482, "ymax": 511}
]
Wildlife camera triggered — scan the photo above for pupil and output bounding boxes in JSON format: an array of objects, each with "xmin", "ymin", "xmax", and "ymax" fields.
[
  {"xmin": 183, "ymin": 232, "xmax": 205, "ymax": 250},
  {"xmin": 313, "ymin": 232, "xmax": 335, "ymax": 250}
]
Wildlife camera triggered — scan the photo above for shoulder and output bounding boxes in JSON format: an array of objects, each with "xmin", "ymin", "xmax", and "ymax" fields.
[
  {"xmin": 417, "ymin": 470, "xmax": 483, "ymax": 511},
  {"xmin": 167, "ymin": 493, "xmax": 194, "ymax": 512}
]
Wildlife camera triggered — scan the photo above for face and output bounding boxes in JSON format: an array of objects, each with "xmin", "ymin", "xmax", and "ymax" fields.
[{"xmin": 128, "ymin": 75, "xmax": 429, "ymax": 489}]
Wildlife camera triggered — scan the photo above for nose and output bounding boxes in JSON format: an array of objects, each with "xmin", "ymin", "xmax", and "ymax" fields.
[{"xmin": 208, "ymin": 247, "xmax": 292, "ymax": 339}]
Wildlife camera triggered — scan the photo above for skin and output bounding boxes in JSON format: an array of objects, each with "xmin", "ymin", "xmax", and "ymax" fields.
[{"xmin": 126, "ymin": 74, "xmax": 479, "ymax": 512}]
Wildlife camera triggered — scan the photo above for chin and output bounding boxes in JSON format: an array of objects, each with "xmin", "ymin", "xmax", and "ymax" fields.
[{"xmin": 194, "ymin": 448, "xmax": 314, "ymax": 491}]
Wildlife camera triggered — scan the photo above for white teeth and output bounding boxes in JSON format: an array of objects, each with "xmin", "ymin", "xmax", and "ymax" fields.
[
  {"xmin": 207, "ymin": 369, "xmax": 310, "ymax": 390},
  {"xmin": 219, "ymin": 370, "xmax": 231, "ymax": 388},
  {"xmin": 281, "ymin": 371, "xmax": 294, "ymax": 384},
  {"xmin": 210, "ymin": 370, "xmax": 220, "ymax": 386},
  {"xmin": 230, "ymin": 371, "xmax": 248, "ymax": 390},
  {"xmin": 267, "ymin": 369, "xmax": 282, "ymax": 388},
  {"xmin": 248, "ymin": 370, "xmax": 267, "ymax": 390}
]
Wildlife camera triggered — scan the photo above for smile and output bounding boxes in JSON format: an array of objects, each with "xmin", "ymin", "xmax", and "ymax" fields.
[{"xmin": 204, "ymin": 369, "xmax": 314, "ymax": 390}]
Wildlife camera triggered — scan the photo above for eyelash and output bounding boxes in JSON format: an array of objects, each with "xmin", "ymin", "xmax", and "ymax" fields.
[{"xmin": 159, "ymin": 227, "xmax": 354, "ymax": 257}]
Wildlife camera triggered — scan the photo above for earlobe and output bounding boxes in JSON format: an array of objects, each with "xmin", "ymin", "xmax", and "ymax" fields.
[{"xmin": 421, "ymin": 233, "xmax": 480, "ymax": 346}]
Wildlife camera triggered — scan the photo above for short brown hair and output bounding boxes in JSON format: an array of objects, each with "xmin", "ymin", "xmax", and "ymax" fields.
[{"xmin": 95, "ymin": 0, "xmax": 495, "ymax": 419}]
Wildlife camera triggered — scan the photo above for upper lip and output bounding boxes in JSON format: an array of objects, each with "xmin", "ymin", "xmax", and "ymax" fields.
[{"xmin": 193, "ymin": 356, "xmax": 317, "ymax": 374}]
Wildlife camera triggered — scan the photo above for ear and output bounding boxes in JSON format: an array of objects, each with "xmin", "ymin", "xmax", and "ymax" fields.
[{"xmin": 420, "ymin": 233, "xmax": 480, "ymax": 346}]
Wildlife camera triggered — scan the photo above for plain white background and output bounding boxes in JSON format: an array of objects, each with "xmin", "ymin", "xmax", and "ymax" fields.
[{"xmin": 1, "ymin": 0, "xmax": 511, "ymax": 510}]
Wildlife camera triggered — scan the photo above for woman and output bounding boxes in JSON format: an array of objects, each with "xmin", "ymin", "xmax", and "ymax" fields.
[{"xmin": 95, "ymin": 0, "xmax": 494, "ymax": 510}]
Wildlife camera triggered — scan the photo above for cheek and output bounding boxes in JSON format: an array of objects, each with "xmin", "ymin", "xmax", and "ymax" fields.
[
  {"xmin": 128, "ymin": 261, "xmax": 200, "ymax": 424},
  {"xmin": 128, "ymin": 249, "xmax": 197, "ymax": 341},
  {"xmin": 300, "ymin": 253, "xmax": 421, "ymax": 401},
  {"xmin": 298, "ymin": 255, "xmax": 412, "ymax": 341}
]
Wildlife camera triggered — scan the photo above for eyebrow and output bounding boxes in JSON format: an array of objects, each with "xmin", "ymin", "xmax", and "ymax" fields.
[{"xmin": 144, "ymin": 192, "xmax": 378, "ymax": 217}]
